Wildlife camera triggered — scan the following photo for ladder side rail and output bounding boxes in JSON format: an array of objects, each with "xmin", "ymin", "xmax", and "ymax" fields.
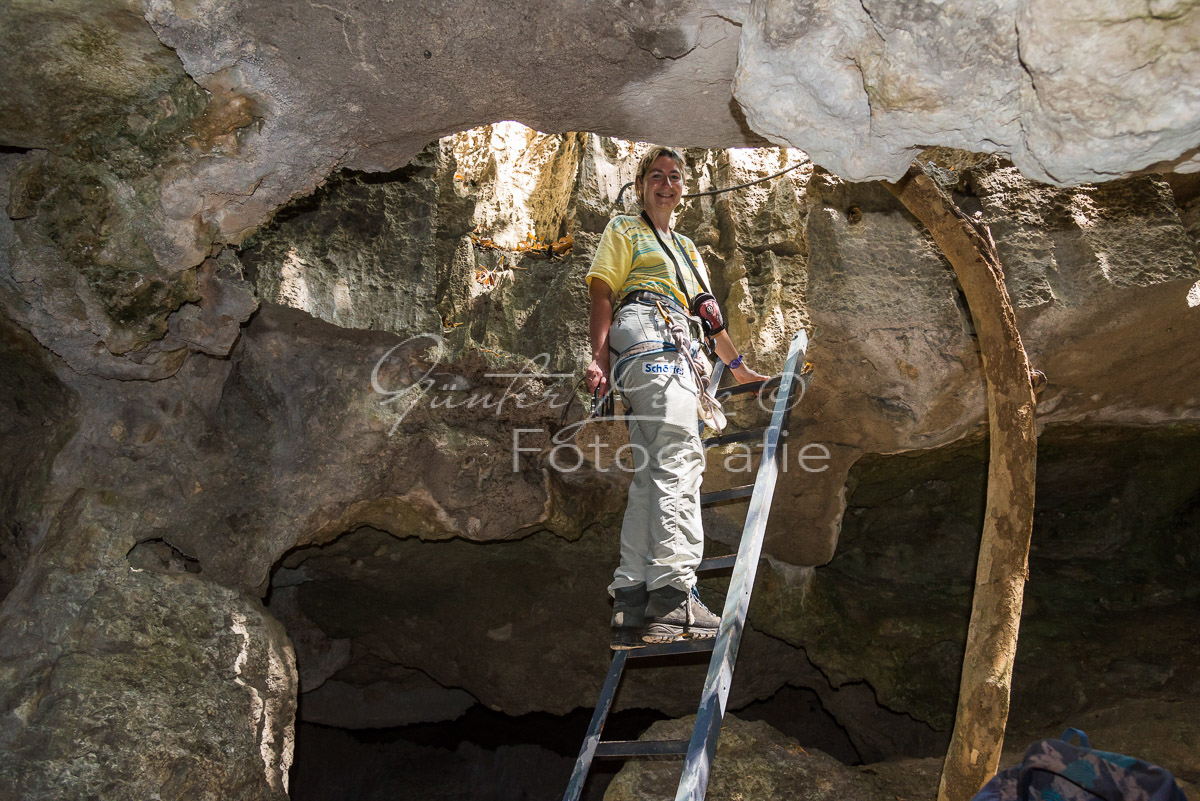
[
  {"xmin": 562, "ymin": 649, "xmax": 630, "ymax": 801},
  {"xmin": 675, "ymin": 329, "xmax": 810, "ymax": 801}
]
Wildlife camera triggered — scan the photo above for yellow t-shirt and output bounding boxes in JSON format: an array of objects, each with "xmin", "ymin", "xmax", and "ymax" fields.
[{"xmin": 586, "ymin": 215, "xmax": 710, "ymax": 311}]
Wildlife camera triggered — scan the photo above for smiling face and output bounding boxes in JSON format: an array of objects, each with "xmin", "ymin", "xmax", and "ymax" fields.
[{"xmin": 636, "ymin": 152, "xmax": 686, "ymax": 216}]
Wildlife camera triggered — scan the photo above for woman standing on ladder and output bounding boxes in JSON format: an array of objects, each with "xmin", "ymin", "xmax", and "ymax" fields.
[{"xmin": 585, "ymin": 146, "xmax": 767, "ymax": 649}]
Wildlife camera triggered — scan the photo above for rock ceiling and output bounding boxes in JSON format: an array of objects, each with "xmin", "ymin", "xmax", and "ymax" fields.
[{"xmin": 6, "ymin": 0, "xmax": 1200, "ymax": 257}]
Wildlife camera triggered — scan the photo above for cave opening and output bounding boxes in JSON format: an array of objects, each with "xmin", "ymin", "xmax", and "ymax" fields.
[
  {"xmin": 287, "ymin": 708, "xmax": 657, "ymax": 801},
  {"xmin": 284, "ymin": 689, "xmax": 873, "ymax": 801}
]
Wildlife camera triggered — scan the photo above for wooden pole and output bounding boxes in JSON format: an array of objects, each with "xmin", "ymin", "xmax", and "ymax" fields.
[{"xmin": 884, "ymin": 164, "xmax": 1039, "ymax": 801}]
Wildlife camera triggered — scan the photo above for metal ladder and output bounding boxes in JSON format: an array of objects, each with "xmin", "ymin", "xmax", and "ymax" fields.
[{"xmin": 562, "ymin": 329, "xmax": 810, "ymax": 801}]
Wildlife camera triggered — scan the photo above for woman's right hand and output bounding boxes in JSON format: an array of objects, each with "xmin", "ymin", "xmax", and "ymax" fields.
[{"xmin": 585, "ymin": 356, "xmax": 610, "ymax": 396}]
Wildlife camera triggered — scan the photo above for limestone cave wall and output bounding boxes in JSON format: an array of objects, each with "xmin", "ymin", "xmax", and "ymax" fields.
[{"xmin": 2, "ymin": 1, "xmax": 1200, "ymax": 799}]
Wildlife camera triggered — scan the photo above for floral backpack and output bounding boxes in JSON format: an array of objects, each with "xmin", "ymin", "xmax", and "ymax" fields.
[{"xmin": 972, "ymin": 729, "xmax": 1189, "ymax": 801}]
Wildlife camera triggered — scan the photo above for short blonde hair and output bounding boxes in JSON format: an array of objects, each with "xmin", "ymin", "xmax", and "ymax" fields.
[{"xmin": 634, "ymin": 146, "xmax": 686, "ymax": 207}]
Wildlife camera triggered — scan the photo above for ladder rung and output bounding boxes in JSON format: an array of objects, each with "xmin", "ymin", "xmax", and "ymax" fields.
[
  {"xmin": 628, "ymin": 638, "xmax": 717, "ymax": 659},
  {"xmin": 700, "ymin": 485, "xmax": 755, "ymax": 506},
  {"xmin": 699, "ymin": 554, "xmax": 737, "ymax": 572},
  {"xmin": 714, "ymin": 376, "xmax": 780, "ymax": 401},
  {"xmin": 702, "ymin": 427, "xmax": 769, "ymax": 448},
  {"xmin": 594, "ymin": 739, "xmax": 689, "ymax": 759}
]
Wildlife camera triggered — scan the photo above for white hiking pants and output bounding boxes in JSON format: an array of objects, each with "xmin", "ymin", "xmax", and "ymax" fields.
[{"xmin": 607, "ymin": 300, "xmax": 705, "ymax": 595}]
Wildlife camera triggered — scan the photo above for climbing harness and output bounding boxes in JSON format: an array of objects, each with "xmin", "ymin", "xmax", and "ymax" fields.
[
  {"xmin": 583, "ymin": 212, "xmax": 730, "ymax": 433},
  {"xmin": 609, "ymin": 337, "xmax": 677, "ymax": 389},
  {"xmin": 650, "ymin": 299, "xmax": 726, "ymax": 433},
  {"xmin": 633, "ymin": 211, "xmax": 728, "ymax": 430}
]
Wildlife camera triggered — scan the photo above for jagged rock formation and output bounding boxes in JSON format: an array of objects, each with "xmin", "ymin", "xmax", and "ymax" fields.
[
  {"xmin": 3, "ymin": 1, "xmax": 1200, "ymax": 798},
  {"xmin": 736, "ymin": 0, "xmax": 1200, "ymax": 184}
]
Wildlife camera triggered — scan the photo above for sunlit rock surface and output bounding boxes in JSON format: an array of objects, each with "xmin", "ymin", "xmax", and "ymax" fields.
[
  {"xmin": 973, "ymin": 165, "xmax": 1200, "ymax": 426},
  {"xmin": 735, "ymin": 0, "xmax": 1200, "ymax": 184}
]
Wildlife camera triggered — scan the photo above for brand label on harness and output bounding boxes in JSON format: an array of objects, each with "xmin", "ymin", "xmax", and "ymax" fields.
[{"xmin": 644, "ymin": 362, "xmax": 686, "ymax": 376}]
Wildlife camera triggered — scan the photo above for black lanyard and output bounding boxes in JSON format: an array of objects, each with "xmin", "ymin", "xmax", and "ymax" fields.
[{"xmin": 640, "ymin": 211, "xmax": 713, "ymax": 305}]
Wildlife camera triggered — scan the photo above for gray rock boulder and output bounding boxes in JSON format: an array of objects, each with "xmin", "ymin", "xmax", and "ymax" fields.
[
  {"xmin": 735, "ymin": 0, "xmax": 1200, "ymax": 184},
  {"xmin": 604, "ymin": 714, "xmax": 928, "ymax": 801},
  {"xmin": 0, "ymin": 492, "xmax": 297, "ymax": 801}
]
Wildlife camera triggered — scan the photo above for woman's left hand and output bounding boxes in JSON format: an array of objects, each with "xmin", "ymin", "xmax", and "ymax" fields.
[{"xmin": 732, "ymin": 362, "xmax": 769, "ymax": 384}]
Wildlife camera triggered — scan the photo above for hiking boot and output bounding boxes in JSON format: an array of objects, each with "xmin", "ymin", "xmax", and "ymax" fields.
[
  {"xmin": 610, "ymin": 584, "xmax": 648, "ymax": 650},
  {"xmin": 642, "ymin": 586, "xmax": 720, "ymax": 643}
]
